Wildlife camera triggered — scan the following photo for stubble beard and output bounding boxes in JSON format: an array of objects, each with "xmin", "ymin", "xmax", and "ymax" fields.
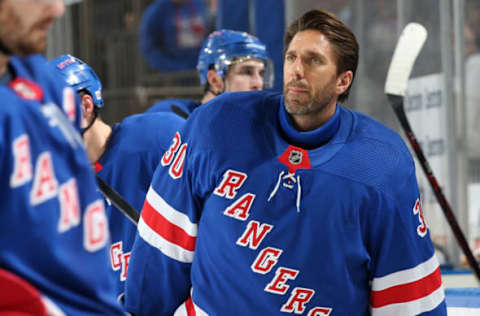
[
  {"xmin": 0, "ymin": 8, "xmax": 49, "ymax": 56},
  {"xmin": 284, "ymin": 81, "xmax": 336, "ymax": 116},
  {"xmin": 18, "ymin": 31, "xmax": 48, "ymax": 56}
]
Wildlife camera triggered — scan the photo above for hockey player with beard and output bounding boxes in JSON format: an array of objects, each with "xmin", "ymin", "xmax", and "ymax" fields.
[
  {"xmin": 0, "ymin": 0, "xmax": 123, "ymax": 315},
  {"xmin": 50, "ymin": 54, "xmax": 184, "ymax": 303},
  {"xmin": 125, "ymin": 9, "xmax": 447, "ymax": 316}
]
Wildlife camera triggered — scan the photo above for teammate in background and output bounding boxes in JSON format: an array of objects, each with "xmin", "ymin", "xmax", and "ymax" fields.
[
  {"xmin": 125, "ymin": 9, "xmax": 447, "ymax": 315},
  {"xmin": 146, "ymin": 29, "xmax": 274, "ymax": 118},
  {"xmin": 139, "ymin": 0, "xmax": 212, "ymax": 72},
  {"xmin": 0, "ymin": 1, "xmax": 124, "ymax": 315},
  {"xmin": 49, "ymin": 55, "xmax": 184, "ymax": 301}
]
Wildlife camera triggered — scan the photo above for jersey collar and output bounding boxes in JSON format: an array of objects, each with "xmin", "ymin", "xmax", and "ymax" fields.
[{"xmin": 278, "ymin": 97, "xmax": 341, "ymax": 148}]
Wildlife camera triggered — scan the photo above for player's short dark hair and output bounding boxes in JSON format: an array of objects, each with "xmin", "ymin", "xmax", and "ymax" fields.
[
  {"xmin": 284, "ymin": 9, "xmax": 359, "ymax": 102},
  {"xmin": 203, "ymin": 64, "xmax": 216, "ymax": 94}
]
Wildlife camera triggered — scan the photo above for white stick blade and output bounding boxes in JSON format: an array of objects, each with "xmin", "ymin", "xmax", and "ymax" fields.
[{"xmin": 385, "ymin": 23, "xmax": 428, "ymax": 96}]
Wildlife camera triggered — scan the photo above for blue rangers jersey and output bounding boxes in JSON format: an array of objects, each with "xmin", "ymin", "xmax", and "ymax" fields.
[
  {"xmin": 0, "ymin": 55, "xmax": 124, "ymax": 315},
  {"xmin": 125, "ymin": 91, "xmax": 446, "ymax": 315},
  {"xmin": 145, "ymin": 98, "xmax": 201, "ymax": 118},
  {"xmin": 95, "ymin": 112, "xmax": 184, "ymax": 298}
]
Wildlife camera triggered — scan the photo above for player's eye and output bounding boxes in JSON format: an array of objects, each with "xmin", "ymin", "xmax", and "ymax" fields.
[
  {"xmin": 285, "ymin": 54, "xmax": 296, "ymax": 62},
  {"xmin": 239, "ymin": 68, "xmax": 254, "ymax": 76}
]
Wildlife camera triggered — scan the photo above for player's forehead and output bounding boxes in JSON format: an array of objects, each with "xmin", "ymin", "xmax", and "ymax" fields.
[
  {"xmin": 230, "ymin": 58, "xmax": 265, "ymax": 71},
  {"xmin": 1, "ymin": 0, "xmax": 58, "ymax": 9},
  {"xmin": 2, "ymin": 0, "xmax": 43, "ymax": 4}
]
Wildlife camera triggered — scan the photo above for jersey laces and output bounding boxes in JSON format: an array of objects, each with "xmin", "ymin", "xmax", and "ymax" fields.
[{"xmin": 267, "ymin": 171, "xmax": 302, "ymax": 213}]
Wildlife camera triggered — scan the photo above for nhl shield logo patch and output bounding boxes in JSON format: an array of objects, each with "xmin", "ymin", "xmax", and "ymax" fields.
[
  {"xmin": 288, "ymin": 150, "xmax": 303, "ymax": 165},
  {"xmin": 278, "ymin": 145, "xmax": 311, "ymax": 173}
]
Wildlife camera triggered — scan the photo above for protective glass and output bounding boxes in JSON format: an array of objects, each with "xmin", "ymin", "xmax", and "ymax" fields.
[{"xmin": 216, "ymin": 55, "xmax": 274, "ymax": 89}]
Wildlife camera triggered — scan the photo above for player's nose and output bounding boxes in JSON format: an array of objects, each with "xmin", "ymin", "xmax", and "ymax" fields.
[
  {"xmin": 45, "ymin": 0, "xmax": 66, "ymax": 18},
  {"xmin": 250, "ymin": 73, "xmax": 263, "ymax": 90}
]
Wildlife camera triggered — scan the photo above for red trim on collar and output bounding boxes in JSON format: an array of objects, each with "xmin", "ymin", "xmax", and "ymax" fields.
[
  {"xmin": 94, "ymin": 161, "xmax": 103, "ymax": 173},
  {"xmin": 9, "ymin": 78, "xmax": 43, "ymax": 101},
  {"xmin": 278, "ymin": 145, "xmax": 311, "ymax": 173}
]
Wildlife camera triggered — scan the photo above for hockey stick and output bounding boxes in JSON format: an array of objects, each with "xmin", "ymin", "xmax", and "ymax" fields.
[
  {"xmin": 385, "ymin": 23, "xmax": 480, "ymax": 280},
  {"xmin": 170, "ymin": 104, "xmax": 190, "ymax": 119},
  {"xmin": 96, "ymin": 175, "xmax": 140, "ymax": 226}
]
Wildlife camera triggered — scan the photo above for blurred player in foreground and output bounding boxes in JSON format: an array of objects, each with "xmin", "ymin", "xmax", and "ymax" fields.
[{"xmin": 0, "ymin": 1, "xmax": 123, "ymax": 314}]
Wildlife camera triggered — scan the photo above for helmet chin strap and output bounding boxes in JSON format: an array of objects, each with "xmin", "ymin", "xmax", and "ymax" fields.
[
  {"xmin": 81, "ymin": 109, "xmax": 98, "ymax": 136},
  {"xmin": 208, "ymin": 88, "xmax": 221, "ymax": 96}
]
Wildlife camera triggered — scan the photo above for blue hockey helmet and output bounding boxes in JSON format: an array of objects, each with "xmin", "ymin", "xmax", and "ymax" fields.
[
  {"xmin": 49, "ymin": 54, "xmax": 104, "ymax": 108},
  {"xmin": 196, "ymin": 29, "xmax": 274, "ymax": 89}
]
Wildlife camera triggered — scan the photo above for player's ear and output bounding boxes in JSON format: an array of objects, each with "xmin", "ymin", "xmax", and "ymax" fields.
[
  {"xmin": 80, "ymin": 94, "xmax": 95, "ymax": 119},
  {"xmin": 335, "ymin": 70, "xmax": 353, "ymax": 96},
  {"xmin": 207, "ymin": 69, "xmax": 224, "ymax": 95}
]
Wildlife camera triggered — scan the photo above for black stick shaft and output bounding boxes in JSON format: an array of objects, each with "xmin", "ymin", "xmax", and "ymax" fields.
[
  {"xmin": 388, "ymin": 94, "xmax": 480, "ymax": 281},
  {"xmin": 96, "ymin": 175, "xmax": 140, "ymax": 226}
]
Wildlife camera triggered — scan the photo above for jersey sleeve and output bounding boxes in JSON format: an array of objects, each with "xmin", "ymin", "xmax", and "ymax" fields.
[
  {"xmin": 124, "ymin": 126, "xmax": 213, "ymax": 315},
  {"xmin": 0, "ymin": 112, "xmax": 5, "ymax": 162},
  {"xmin": 363, "ymin": 162, "xmax": 446, "ymax": 315}
]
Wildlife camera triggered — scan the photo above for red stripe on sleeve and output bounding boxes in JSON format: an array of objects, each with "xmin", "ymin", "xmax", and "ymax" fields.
[
  {"xmin": 141, "ymin": 200, "xmax": 196, "ymax": 251},
  {"xmin": 370, "ymin": 266, "xmax": 442, "ymax": 308},
  {"xmin": 185, "ymin": 297, "xmax": 197, "ymax": 316}
]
